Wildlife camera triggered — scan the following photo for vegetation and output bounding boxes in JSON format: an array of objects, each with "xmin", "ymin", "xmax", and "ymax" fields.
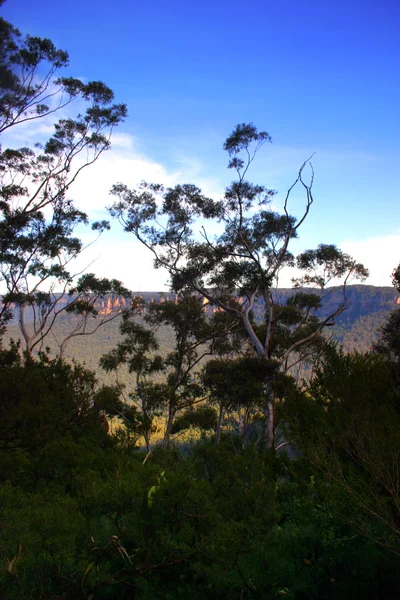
[
  {"xmin": 108, "ymin": 123, "xmax": 368, "ymax": 449},
  {"xmin": 0, "ymin": 12, "xmax": 134, "ymax": 354},
  {"xmin": 0, "ymin": 14, "xmax": 399, "ymax": 600},
  {"xmin": 0, "ymin": 337, "xmax": 399, "ymax": 599}
]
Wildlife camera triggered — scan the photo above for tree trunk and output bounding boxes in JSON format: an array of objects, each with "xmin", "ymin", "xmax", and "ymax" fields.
[
  {"xmin": 144, "ymin": 430, "xmax": 151, "ymax": 453},
  {"xmin": 215, "ymin": 406, "xmax": 224, "ymax": 444},
  {"xmin": 264, "ymin": 378, "xmax": 275, "ymax": 450},
  {"xmin": 162, "ymin": 404, "xmax": 176, "ymax": 448},
  {"xmin": 239, "ymin": 410, "xmax": 249, "ymax": 447}
]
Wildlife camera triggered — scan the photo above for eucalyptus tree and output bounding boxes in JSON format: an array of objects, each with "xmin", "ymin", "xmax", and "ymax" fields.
[
  {"xmin": 109, "ymin": 123, "xmax": 368, "ymax": 449},
  {"xmin": 146, "ymin": 294, "xmax": 234, "ymax": 447},
  {"xmin": 374, "ymin": 263, "xmax": 400, "ymax": 365},
  {"xmin": 0, "ymin": 14, "xmax": 129, "ymax": 350},
  {"xmin": 102, "ymin": 294, "xmax": 238, "ymax": 448},
  {"xmin": 100, "ymin": 310, "xmax": 165, "ymax": 452}
]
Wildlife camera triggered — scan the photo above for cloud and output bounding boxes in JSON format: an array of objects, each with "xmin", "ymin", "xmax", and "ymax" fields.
[
  {"xmin": 67, "ymin": 131, "xmax": 225, "ymax": 218},
  {"xmin": 70, "ymin": 237, "xmax": 171, "ymax": 292},
  {"xmin": 341, "ymin": 233, "xmax": 400, "ymax": 287},
  {"xmin": 63, "ymin": 132, "xmax": 226, "ymax": 291},
  {"xmin": 69, "ymin": 136, "xmax": 399, "ymax": 291}
]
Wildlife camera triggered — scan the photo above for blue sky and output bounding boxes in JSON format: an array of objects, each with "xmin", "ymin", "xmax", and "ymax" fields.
[{"xmin": 2, "ymin": 0, "xmax": 399, "ymax": 290}]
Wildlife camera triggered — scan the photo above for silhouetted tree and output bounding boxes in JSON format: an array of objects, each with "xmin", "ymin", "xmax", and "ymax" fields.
[
  {"xmin": 375, "ymin": 263, "xmax": 400, "ymax": 364},
  {"xmin": 0, "ymin": 15, "xmax": 128, "ymax": 349},
  {"xmin": 109, "ymin": 123, "xmax": 368, "ymax": 449}
]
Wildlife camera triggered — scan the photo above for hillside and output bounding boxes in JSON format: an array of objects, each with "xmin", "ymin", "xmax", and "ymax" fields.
[{"xmin": 3, "ymin": 285, "xmax": 399, "ymax": 381}]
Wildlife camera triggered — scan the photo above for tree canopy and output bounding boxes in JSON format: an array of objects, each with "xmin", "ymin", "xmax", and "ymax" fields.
[
  {"xmin": 109, "ymin": 123, "xmax": 368, "ymax": 448},
  {"xmin": 0, "ymin": 14, "xmax": 134, "ymax": 354}
]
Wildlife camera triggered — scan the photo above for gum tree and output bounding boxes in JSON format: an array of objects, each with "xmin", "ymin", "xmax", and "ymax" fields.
[
  {"xmin": 109, "ymin": 123, "xmax": 368, "ymax": 449},
  {"xmin": 102, "ymin": 293, "xmax": 238, "ymax": 448},
  {"xmin": 0, "ymin": 14, "xmax": 129, "ymax": 350}
]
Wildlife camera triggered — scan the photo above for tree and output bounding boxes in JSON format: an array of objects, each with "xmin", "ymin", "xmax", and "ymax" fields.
[
  {"xmin": 283, "ymin": 344, "xmax": 400, "ymax": 556},
  {"xmin": 0, "ymin": 15, "xmax": 129, "ymax": 349},
  {"xmin": 170, "ymin": 404, "xmax": 218, "ymax": 435},
  {"xmin": 108, "ymin": 123, "xmax": 368, "ymax": 449},
  {"xmin": 100, "ymin": 311, "xmax": 165, "ymax": 452},
  {"xmin": 202, "ymin": 356, "xmax": 270, "ymax": 444},
  {"xmin": 375, "ymin": 263, "xmax": 400, "ymax": 364},
  {"xmin": 102, "ymin": 294, "xmax": 237, "ymax": 448}
]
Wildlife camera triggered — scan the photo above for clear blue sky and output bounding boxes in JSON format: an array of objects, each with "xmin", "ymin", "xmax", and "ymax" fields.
[{"xmin": 2, "ymin": 0, "xmax": 399, "ymax": 289}]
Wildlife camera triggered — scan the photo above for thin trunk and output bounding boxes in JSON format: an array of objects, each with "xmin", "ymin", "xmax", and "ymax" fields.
[
  {"xmin": 264, "ymin": 378, "xmax": 275, "ymax": 450},
  {"xmin": 239, "ymin": 410, "xmax": 248, "ymax": 447},
  {"xmin": 138, "ymin": 380, "xmax": 152, "ymax": 453},
  {"xmin": 144, "ymin": 429, "xmax": 151, "ymax": 453},
  {"xmin": 215, "ymin": 405, "xmax": 224, "ymax": 444},
  {"xmin": 163, "ymin": 404, "xmax": 176, "ymax": 448},
  {"xmin": 18, "ymin": 305, "xmax": 32, "ymax": 355}
]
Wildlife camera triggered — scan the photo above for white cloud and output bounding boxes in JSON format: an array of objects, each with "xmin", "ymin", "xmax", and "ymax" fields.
[
  {"xmin": 67, "ymin": 132, "xmax": 225, "ymax": 218},
  {"xmin": 69, "ymin": 139, "xmax": 400, "ymax": 291},
  {"xmin": 62, "ymin": 133, "xmax": 225, "ymax": 290},
  {"xmin": 71, "ymin": 237, "xmax": 171, "ymax": 292},
  {"xmin": 341, "ymin": 233, "xmax": 400, "ymax": 287}
]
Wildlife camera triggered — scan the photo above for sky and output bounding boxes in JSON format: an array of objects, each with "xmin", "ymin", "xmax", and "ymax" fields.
[{"xmin": 1, "ymin": 0, "xmax": 399, "ymax": 291}]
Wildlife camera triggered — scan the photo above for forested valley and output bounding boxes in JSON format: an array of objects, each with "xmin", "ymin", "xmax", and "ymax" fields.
[{"xmin": 0, "ymin": 12, "xmax": 399, "ymax": 599}]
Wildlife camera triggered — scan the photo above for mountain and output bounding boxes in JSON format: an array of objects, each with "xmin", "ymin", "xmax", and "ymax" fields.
[{"xmin": 2, "ymin": 285, "xmax": 399, "ymax": 380}]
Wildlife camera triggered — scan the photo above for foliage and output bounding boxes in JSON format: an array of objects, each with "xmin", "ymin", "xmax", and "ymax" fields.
[
  {"xmin": 171, "ymin": 405, "xmax": 218, "ymax": 434},
  {"xmin": 0, "ymin": 349, "xmax": 113, "ymax": 458},
  {"xmin": 374, "ymin": 263, "xmax": 400, "ymax": 364},
  {"xmin": 0, "ymin": 14, "xmax": 129, "ymax": 349},
  {"xmin": 109, "ymin": 123, "xmax": 368, "ymax": 448},
  {"xmin": 0, "ymin": 426, "xmax": 398, "ymax": 598},
  {"xmin": 282, "ymin": 344, "xmax": 400, "ymax": 557},
  {"xmin": 0, "ymin": 336, "xmax": 399, "ymax": 597}
]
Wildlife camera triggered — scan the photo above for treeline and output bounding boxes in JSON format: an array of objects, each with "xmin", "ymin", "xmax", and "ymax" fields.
[{"xmin": 3, "ymin": 284, "xmax": 397, "ymax": 381}]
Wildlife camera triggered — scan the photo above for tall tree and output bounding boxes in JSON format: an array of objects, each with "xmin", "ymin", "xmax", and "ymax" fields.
[
  {"xmin": 109, "ymin": 123, "xmax": 368, "ymax": 449},
  {"xmin": 374, "ymin": 263, "xmax": 400, "ymax": 365},
  {"xmin": 0, "ymin": 14, "xmax": 129, "ymax": 349}
]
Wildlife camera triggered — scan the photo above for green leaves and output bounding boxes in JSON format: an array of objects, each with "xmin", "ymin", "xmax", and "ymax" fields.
[
  {"xmin": 0, "ymin": 15, "xmax": 127, "ymax": 350},
  {"xmin": 223, "ymin": 122, "xmax": 271, "ymax": 156},
  {"xmin": 147, "ymin": 471, "xmax": 166, "ymax": 508},
  {"xmin": 295, "ymin": 244, "xmax": 369, "ymax": 288}
]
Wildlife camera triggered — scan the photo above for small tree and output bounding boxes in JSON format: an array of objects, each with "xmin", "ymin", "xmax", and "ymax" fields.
[
  {"xmin": 109, "ymin": 123, "xmax": 368, "ymax": 449},
  {"xmin": 202, "ymin": 356, "xmax": 271, "ymax": 444},
  {"xmin": 0, "ymin": 15, "xmax": 128, "ymax": 348},
  {"xmin": 146, "ymin": 294, "xmax": 240, "ymax": 446},
  {"xmin": 102, "ymin": 294, "xmax": 237, "ymax": 448},
  {"xmin": 100, "ymin": 312, "xmax": 165, "ymax": 452}
]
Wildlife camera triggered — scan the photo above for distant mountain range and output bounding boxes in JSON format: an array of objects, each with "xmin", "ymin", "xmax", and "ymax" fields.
[
  {"xmin": 3, "ymin": 285, "xmax": 399, "ymax": 378},
  {"xmin": 137, "ymin": 286, "xmax": 399, "ymax": 353}
]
